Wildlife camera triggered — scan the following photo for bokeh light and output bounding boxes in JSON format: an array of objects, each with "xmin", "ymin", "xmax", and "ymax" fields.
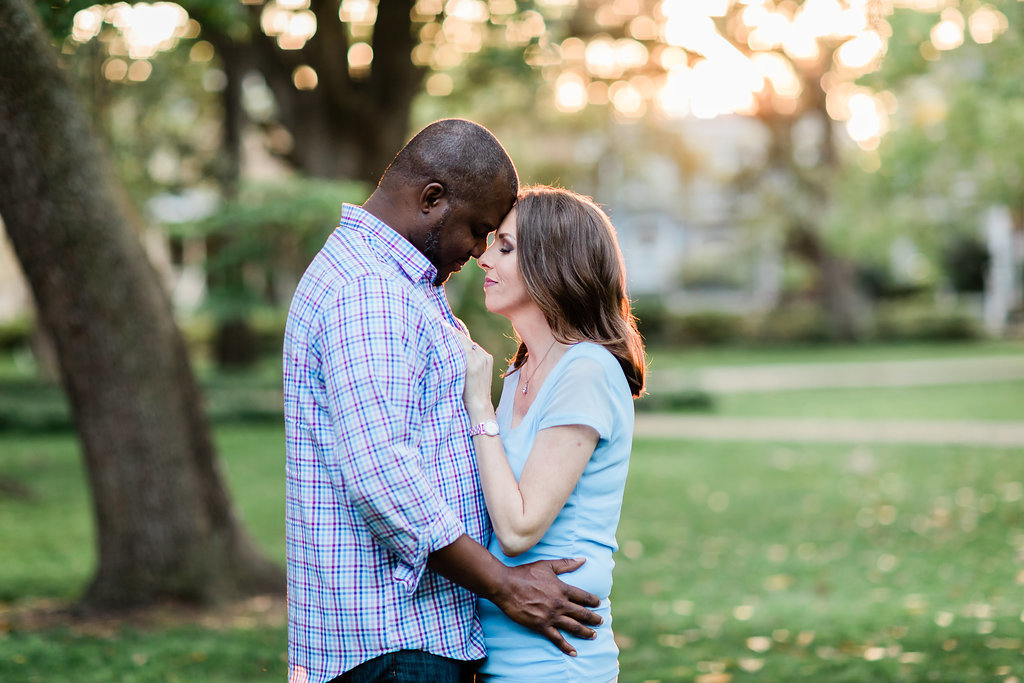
[
  {"xmin": 292, "ymin": 65, "xmax": 318, "ymax": 90},
  {"xmin": 347, "ymin": 42, "xmax": 374, "ymax": 77},
  {"xmin": 65, "ymin": 0, "xmax": 1019, "ymax": 153},
  {"xmin": 555, "ymin": 71, "xmax": 588, "ymax": 113}
]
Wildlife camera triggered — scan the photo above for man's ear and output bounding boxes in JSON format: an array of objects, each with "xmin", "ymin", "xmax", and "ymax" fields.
[{"xmin": 420, "ymin": 182, "xmax": 446, "ymax": 214}]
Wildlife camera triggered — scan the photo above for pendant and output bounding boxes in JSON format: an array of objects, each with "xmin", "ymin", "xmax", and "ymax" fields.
[{"xmin": 521, "ymin": 381, "xmax": 528, "ymax": 395}]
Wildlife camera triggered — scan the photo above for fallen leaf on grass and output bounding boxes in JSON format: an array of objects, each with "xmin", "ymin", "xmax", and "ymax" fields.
[{"xmin": 695, "ymin": 673, "xmax": 731, "ymax": 683}]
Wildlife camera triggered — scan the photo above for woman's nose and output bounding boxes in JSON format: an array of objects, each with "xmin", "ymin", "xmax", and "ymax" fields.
[{"xmin": 477, "ymin": 244, "xmax": 494, "ymax": 270}]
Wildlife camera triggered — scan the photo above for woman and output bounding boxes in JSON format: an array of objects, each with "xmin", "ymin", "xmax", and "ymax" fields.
[{"xmin": 459, "ymin": 186, "xmax": 645, "ymax": 682}]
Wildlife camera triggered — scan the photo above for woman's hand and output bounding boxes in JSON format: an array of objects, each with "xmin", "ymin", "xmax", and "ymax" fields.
[{"xmin": 455, "ymin": 332, "xmax": 495, "ymax": 420}]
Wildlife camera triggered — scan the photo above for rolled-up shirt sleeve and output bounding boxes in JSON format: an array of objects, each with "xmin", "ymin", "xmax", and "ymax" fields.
[{"xmin": 318, "ymin": 275, "xmax": 465, "ymax": 592}]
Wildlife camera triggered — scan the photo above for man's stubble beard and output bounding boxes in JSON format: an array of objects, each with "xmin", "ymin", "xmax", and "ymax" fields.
[{"xmin": 424, "ymin": 209, "xmax": 449, "ymax": 287}]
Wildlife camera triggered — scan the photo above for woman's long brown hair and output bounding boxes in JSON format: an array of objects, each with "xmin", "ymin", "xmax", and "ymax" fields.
[{"xmin": 509, "ymin": 186, "xmax": 646, "ymax": 397}]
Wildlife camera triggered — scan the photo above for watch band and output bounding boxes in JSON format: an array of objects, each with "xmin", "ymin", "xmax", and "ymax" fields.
[{"xmin": 469, "ymin": 419, "xmax": 500, "ymax": 437}]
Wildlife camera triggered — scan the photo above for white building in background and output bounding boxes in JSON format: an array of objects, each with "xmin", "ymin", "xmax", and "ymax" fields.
[
  {"xmin": 985, "ymin": 205, "xmax": 1024, "ymax": 335},
  {"xmin": 593, "ymin": 115, "xmax": 782, "ymax": 313},
  {"xmin": 615, "ymin": 211, "xmax": 685, "ymax": 295},
  {"xmin": 0, "ymin": 220, "xmax": 31, "ymax": 323}
]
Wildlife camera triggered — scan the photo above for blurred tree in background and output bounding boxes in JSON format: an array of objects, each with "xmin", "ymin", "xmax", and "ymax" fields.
[
  {"xmin": 34, "ymin": 0, "xmax": 1024, "ymax": 347},
  {"xmin": 0, "ymin": 0, "xmax": 283, "ymax": 607},
  {"xmin": 6, "ymin": 0, "xmax": 1022, "ymax": 609},
  {"xmin": 832, "ymin": 1, "xmax": 1024, "ymax": 259}
]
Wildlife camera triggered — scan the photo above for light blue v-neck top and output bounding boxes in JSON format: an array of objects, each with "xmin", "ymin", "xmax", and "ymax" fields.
[{"xmin": 477, "ymin": 342, "xmax": 635, "ymax": 682}]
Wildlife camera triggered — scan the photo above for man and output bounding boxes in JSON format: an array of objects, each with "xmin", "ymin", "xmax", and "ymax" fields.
[{"xmin": 283, "ymin": 119, "xmax": 601, "ymax": 683}]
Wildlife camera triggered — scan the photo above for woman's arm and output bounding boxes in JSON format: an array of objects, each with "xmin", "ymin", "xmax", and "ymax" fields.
[
  {"xmin": 475, "ymin": 423, "xmax": 597, "ymax": 556},
  {"xmin": 459, "ymin": 335, "xmax": 598, "ymax": 556}
]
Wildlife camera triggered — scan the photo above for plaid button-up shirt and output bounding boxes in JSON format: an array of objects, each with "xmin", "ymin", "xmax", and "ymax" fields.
[{"xmin": 283, "ymin": 204, "xmax": 489, "ymax": 682}]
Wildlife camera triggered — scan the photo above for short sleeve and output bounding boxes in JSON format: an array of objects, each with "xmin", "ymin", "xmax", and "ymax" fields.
[{"xmin": 536, "ymin": 355, "xmax": 615, "ymax": 440}]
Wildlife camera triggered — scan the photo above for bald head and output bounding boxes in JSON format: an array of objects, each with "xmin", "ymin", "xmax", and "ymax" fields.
[
  {"xmin": 364, "ymin": 119, "xmax": 518, "ymax": 285},
  {"xmin": 379, "ymin": 119, "xmax": 518, "ymax": 206}
]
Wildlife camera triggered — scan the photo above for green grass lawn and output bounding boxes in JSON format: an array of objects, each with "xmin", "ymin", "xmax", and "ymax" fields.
[
  {"xmin": 713, "ymin": 380, "xmax": 1024, "ymax": 421},
  {"xmin": 642, "ymin": 339, "xmax": 1024, "ymax": 422},
  {"xmin": 646, "ymin": 339, "xmax": 1024, "ymax": 371},
  {"xmin": 2, "ymin": 340, "xmax": 1023, "ymax": 681},
  {"xmin": 0, "ymin": 427, "xmax": 290, "ymax": 683},
  {"xmin": 615, "ymin": 438, "xmax": 1024, "ymax": 681},
  {"xmin": 2, "ymin": 425, "xmax": 1023, "ymax": 681}
]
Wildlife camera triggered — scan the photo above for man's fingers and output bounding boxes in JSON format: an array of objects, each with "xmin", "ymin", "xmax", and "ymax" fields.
[
  {"xmin": 541, "ymin": 627, "xmax": 577, "ymax": 657},
  {"xmin": 550, "ymin": 557, "xmax": 586, "ymax": 574},
  {"xmin": 554, "ymin": 613, "xmax": 598, "ymax": 640},
  {"xmin": 541, "ymin": 557, "xmax": 600, "ymax": 609},
  {"xmin": 561, "ymin": 598, "xmax": 603, "ymax": 626},
  {"xmin": 564, "ymin": 584, "xmax": 601, "ymax": 610}
]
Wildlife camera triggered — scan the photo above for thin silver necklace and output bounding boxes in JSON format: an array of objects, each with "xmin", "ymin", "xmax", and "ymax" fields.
[{"xmin": 521, "ymin": 339, "xmax": 558, "ymax": 395}]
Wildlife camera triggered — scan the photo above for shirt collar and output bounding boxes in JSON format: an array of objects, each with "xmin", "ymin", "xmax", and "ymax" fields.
[{"xmin": 340, "ymin": 203, "xmax": 438, "ymax": 286}]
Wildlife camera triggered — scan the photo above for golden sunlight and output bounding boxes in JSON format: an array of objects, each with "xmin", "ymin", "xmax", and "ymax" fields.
[
  {"xmin": 533, "ymin": 0, "xmax": 973, "ymax": 150},
  {"xmin": 968, "ymin": 6, "xmax": 1008, "ymax": 44},
  {"xmin": 347, "ymin": 42, "xmax": 374, "ymax": 76},
  {"xmin": 425, "ymin": 72, "xmax": 454, "ymax": 96},
  {"xmin": 844, "ymin": 91, "xmax": 887, "ymax": 148},
  {"xmin": 127, "ymin": 59, "xmax": 153, "ymax": 81},
  {"xmin": 292, "ymin": 64, "xmax": 318, "ymax": 90},
  {"xmin": 930, "ymin": 8, "xmax": 965, "ymax": 50},
  {"xmin": 610, "ymin": 80, "xmax": 646, "ymax": 117},
  {"xmin": 555, "ymin": 71, "xmax": 588, "ymax": 113},
  {"xmin": 835, "ymin": 29, "xmax": 885, "ymax": 70},
  {"xmin": 72, "ymin": 7, "xmax": 104, "ymax": 43},
  {"xmin": 91, "ymin": 2, "xmax": 190, "ymax": 59},
  {"xmin": 261, "ymin": 2, "xmax": 317, "ymax": 50},
  {"xmin": 340, "ymin": 0, "xmax": 378, "ymax": 24},
  {"xmin": 73, "ymin": 3, "xmax": 194, "ymax": 80}
]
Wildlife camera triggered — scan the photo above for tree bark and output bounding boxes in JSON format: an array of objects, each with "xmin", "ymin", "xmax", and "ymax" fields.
[{"xmin": 0, "ymin": 0, "xmax": 283, "ymax": 607}]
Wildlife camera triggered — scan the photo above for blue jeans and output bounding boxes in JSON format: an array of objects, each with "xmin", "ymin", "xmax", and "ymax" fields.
[{"xmin": 329, "ymin": 650, "xmax": 478, "ymax": 683}]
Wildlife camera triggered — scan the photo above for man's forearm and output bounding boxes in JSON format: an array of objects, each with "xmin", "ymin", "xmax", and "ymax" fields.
[
  {"xmin": 427, "ymin": 533, "xmax": 601, "ymax": 657},
  {"xmin": 427, "ymin": 534, "xmax": 509, "ymax": 603}
]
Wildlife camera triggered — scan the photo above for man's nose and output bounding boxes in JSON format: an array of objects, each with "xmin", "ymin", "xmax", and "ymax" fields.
[{"xmin": 471, "ymin": 235, "xmax": 491, "ymax": 259}]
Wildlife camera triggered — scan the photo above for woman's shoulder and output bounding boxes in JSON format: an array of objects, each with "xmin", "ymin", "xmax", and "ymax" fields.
[
  {"xmin": 559, "ymin": 343, "xmax": 629, "ymax": 391},
  {"xmin": 565, "ymin": 342, "xmax": 623, "ymax": 370}
]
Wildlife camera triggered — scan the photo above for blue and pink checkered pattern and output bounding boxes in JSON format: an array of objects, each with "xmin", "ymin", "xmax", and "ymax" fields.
[{"xmin": 283, "ymin": 204, "xmax": 489, "ymax": 682}]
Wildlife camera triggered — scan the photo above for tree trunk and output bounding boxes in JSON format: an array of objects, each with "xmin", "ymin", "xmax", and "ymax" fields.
[
  {"xmin": 0, "ymin": 0, "xmax": 283, "ymax": 607},
  {"xmin": 787, "ymin": 223, "xmax": 872, "ymax": 342},
  {"xmin": 756, "ymin": 82, "xmax": 871, "ymax": 342},
  {"xmin": 199, "ymin": 0, "xmax": 424, "ymax": 184}
]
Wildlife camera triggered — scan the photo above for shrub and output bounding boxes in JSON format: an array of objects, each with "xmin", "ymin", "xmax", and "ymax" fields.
[
  {"xmin": 633, "ymin": 299, "xmax": 746, "ymax": 346},
  {"xmin": 0, "ymin": 317, "xmax": 32, "ymax": 351},
  {"xmin": 749, "ymin": 302, "xmax": 831, "ymax": 344},
  {"xmin": 942, "ymin": 236, "xmax": 989, "ymax": 293},
  {"xmin": 667, "ymin": 311, "xmax": 745, "ymax": 345},
  {"xmin": 632, "ymin": 298, "xmax": 672, "ymax": 346},
  {"xmin": 635, "ymin": 389, "xmax": 715, "ymax": 413},
  {"xmin": 875, "ymin": 301, "xmax": 981, "ymax": 341}
]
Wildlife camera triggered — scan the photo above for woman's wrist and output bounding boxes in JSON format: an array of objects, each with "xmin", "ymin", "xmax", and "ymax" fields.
[{"xmin": 466, "ymin": 403, "xmax": 496, "ymax": 424}]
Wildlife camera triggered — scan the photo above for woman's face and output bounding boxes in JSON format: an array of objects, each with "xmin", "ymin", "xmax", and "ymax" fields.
[{"xmin": 478, "ymin": 208, "xmax": 534, "ymax": 319}]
